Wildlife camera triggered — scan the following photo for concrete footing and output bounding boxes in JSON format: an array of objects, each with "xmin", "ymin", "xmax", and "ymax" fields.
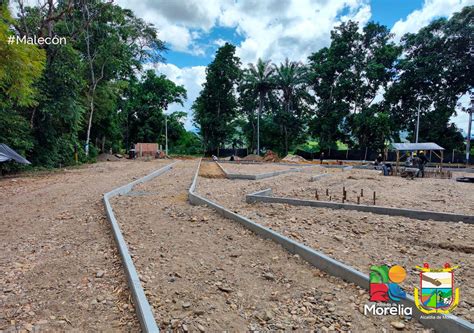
[
  {"xmin": 216, "ymin": 161, "xmax": 307, "ymax": 180},
  {"xmin": 189, "ymin": 159, "xmax": 473, "ymax": 332},
  {"xmin": 103, "ymin": 162, "xmax": 178, "ymax": 333},
  {"xmin": 246, "ymin": 189, "xmax": 474, "ymax": 224}
]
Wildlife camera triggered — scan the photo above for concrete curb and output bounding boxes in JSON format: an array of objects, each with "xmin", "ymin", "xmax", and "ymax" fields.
[
  {"xmin": 218, "ymin": 160, "xmax": 321, "ymax": 167},
  {"xmin": 310, "ymin": 174, "xmax": 331, "ymax": 182},
  {"xmin": 189, "ymin": 161, "xmax": 473, "ymax": 333},
  {"xmin": 103, "ymin": 162, "xmax": 178, "ymax": 333},
  {"xmin": 246, "ymin": 189, "xmax": 474, "ymax": 224},
  {"xmin": 216, "ymin": 161, "xmax": 306, "ymax": 180}
]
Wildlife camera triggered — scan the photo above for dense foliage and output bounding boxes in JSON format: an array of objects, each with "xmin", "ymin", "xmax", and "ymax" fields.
[
  {"xmin": 0, "ymin": 0, "xmax": 195, "ymax": 169},
  {"xmin": 195, "ymin": 7, "xmax": 472, "ymax": 156},
  {"xmin": 0, "ymin": 2, "xmax": 472, "ymax": 169}
]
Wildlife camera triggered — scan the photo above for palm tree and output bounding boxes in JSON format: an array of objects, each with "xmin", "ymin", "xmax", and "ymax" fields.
[
  {"xmin": 241, "ymin": 59, "xmax": 275, "ymax": 155},
  {"xmin": 274, "ymin": 58, "xmax": 309, "ymax": 155}
]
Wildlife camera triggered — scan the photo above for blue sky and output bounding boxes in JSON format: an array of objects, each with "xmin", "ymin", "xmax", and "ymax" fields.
[{"xmin": 116, "ymin": 0, "xmax": 473, "ymax": 133}]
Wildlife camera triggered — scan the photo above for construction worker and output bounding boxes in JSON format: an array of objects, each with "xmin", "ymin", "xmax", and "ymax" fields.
[{"xmin": 418, "ymin": 151, "xmax": 428, "ymax": 178}]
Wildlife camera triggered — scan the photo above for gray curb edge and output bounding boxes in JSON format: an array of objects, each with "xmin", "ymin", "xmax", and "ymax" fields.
[
  {"xmin": 103, "ymin": 162, "xmax": 178, "ymax": 333},
  {"xmin": 246, "ymin": 189, "xmax": 474, "ymax": 224},
  {"xmin": 190, "ymin": 159, "xmax": 473, "ymax": 333},
  {"xmin": 216, "ymin": 161, "xmax": 307, "ymax": 180}
]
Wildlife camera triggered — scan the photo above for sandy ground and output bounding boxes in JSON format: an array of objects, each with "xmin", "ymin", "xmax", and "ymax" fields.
[
  {"xmin": 283, "ymin": 167, "xmax": 474, "ymax": 215},
  {"xmin": 197, "ymin": 165, "xmax": 474, "ymax": 323},
  {"xmin": 219, "ymin": 162, "xmax": 304, "ymax": 175},
  {"xmin": 110, "ymin": 160, "xmax": 427, "ymax": 332},
  {"xmin": 0, "ymin": 159, "xmax": 170, "ymax": 332}
]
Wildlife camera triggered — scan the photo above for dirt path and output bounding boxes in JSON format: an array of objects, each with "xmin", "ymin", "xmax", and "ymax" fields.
[
  {"xmin": 111, "ymin": 160, "xmax": 424, "ymax": 332},
  {"xmin": 0, "ymin": 159, "xmax": 170, "ymax": 332},
  {"xmin": 197, "ymin": 170, "xmax": 474, "ymax": 323}
]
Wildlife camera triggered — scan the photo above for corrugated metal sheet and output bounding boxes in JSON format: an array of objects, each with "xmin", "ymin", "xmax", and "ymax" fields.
[
  {"xmin": 0, "ymin": 144, "xmax": 31, "ymax": 164},
  {"xmin": 391, "ymin": 142, "xmax": 445, "ymax": 151}
]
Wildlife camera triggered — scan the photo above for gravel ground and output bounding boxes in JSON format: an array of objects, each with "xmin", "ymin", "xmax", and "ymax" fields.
[
  {"xmin": 219, "ymin": 162, "xmax": 304, "ymax": 175},
  {"xmin": 0, "ymin": 159, "xmax": 170, "ymax": 332},
  {"xmin": 111, "ymin": 160, "xmax": 425, "ymax": 332},
  {"xmin": 280, "ymin": 167, "xmax": 474, "ymax": 215},
  {"xmin": 197, "ymin": 166, "xmax": 474, "ymax": 324}
]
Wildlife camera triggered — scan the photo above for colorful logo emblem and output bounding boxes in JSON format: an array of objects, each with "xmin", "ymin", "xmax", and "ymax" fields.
[
  {"xmin": 370, "ymin": 265, "xmax": 407, "ymax": 302},
  {"xmin": 414, "ymin": 263, "xmax": 460, "ymax": 314}
]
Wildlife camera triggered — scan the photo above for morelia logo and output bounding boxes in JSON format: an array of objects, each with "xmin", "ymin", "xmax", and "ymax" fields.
[{"xmin": 365, "ymin": 264, "xmax": 413, "ymax": 316}]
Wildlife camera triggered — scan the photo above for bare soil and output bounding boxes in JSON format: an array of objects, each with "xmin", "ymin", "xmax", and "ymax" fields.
[
  {"xmin": 219, "ymin": 162, "xmax": 305, "ymax": 175},
  {"xmin": 111, "ymin": 161, "xmax": 425, "ymax": 332},
  {"xmin": 197, "ymin": 166, "xmax": 474, "ymax": 323},
  {"xmin": 289, "ymin": 168, "xmax": 474, "ymax": 215},
  {"xmin": 0, "ymin": 159, "xmax": 170, "ymax": 332}
]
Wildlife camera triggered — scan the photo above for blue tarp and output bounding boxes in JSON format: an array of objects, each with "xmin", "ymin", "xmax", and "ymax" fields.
[{"xmin": 0, "ymin": 144, "xmax": 31, "ymax": 164}]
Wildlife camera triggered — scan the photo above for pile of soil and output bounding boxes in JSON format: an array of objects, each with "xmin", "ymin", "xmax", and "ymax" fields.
[
  {"xmin": 282, "ymin": 154, "xmax": 307, "ymax": 163},
  {"xmin": 242, "ymin": 154, "xmax": 263, "ymax": 161},
  {"xmin": 97, "ymin": 153, "xmax": 122, "ymax": 162},
  {"xmin": 199, "ymin": 161, "xmax": 226, "ymax": 178},
  {"xmin": 263, "ymin": 150, "xmax": 279, "ymax": 162}
]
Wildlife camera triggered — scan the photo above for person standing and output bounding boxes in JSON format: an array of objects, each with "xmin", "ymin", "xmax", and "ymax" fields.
[
  {"xmin": 320, "ymin": 152, "xmax": 325, "ymax": 164},
  {"xmin": 418, "ymin": 151, "xmax": 428, "ymax": 178}
]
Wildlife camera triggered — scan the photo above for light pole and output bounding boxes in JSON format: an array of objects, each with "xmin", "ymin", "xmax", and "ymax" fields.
[
  {"xmin": 415, "ymin": 102, "xmax": 421, "ymax": 143},
  {"xmin": 165, "ymin": 112, "xmax": 168, "ymax": 156},
  {"xmin": 466, "ymin": 94, "xmax": 473, "ymax": 165}
]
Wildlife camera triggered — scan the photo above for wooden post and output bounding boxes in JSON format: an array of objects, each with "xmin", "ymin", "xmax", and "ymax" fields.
[
  {"xmin": 326, "ymin": 188, "xmax": 329, "ymax": 196},
  {"xmin": 360, "ymin": 189, "xmax": 363, "ymax": 197},
  {"xmin": 315, "ymin": 189, "xmax": 319, "ymax": 200},
  {"xmin": 396, "ymin": 150, "xmax": 400, "ymax": 175},
  {"xmin": 357, "ymin": 196, "xmax": 360, "ymax": 205},
  {"xmin": 373, "ymin": 191, "xmax": 376, "ymax": 205},
  {"xmin": 329, "ymin": 195, "xmax": 332, "ymax": 201}
]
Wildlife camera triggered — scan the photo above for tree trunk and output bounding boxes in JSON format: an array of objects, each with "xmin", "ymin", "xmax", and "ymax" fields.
[
  {"xmin": 257, "ymin": 91, "xmax": 263, "ymax": 155},
  {"xmin": 284, "ymin": 125, "xmax": 288, "ymax": 156}
]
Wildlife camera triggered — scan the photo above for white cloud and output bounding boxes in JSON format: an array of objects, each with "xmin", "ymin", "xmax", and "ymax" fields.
[
  {"xmin": 451, "ymin": 93, "xmax": 473, "ymax": 134},
  {"xmin": 391, "ymin": 0, "xmax": 473, "ymax": 41},
  {"xmin": 219, "ymin": 0, "xmax": 372, "ymax": 64},
  {"xmin": 143, "ymin": 63, "xmax": 206, "ymax": 130}
]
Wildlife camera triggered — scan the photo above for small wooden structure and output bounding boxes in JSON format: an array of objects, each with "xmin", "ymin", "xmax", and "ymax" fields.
[
  {"xmin": 392, "ymin": 142, "xmax": 445, "ymax": 176},
  {"xmin": 135, "ymin": 143, "xmax": 158, "ymax": 158}
]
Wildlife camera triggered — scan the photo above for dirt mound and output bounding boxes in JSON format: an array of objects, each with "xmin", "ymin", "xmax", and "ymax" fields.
[
  {"xmin": 97, "ymin": 153, "xmax": 121, "ymax": 162},
  {"xmin": 263, "ymin": 150, "xmax": 279, "ymax": 162},
  {"xmin": 199, "ymin": 161, "xmax": 226, "ymax": 178},
  {"xmin": 282, "ymin": 154, "xmax": 306, "ymax": 163},
  {"xmin": 242, "ymin": 154, "xmax": 263, "ymax": 161}
]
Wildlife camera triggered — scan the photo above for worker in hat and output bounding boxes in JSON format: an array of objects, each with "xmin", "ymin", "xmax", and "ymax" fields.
[{"xmin": 417, "ymin": 150, "xmax": 428, "ymax": 177}]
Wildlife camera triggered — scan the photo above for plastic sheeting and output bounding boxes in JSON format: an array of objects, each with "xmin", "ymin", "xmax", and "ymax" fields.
[{"xmin": 0, "ymin": 144, "xmax": 31, "ymax": 164}]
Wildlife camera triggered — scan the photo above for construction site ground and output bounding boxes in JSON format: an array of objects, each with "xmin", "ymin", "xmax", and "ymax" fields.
[
  {"xmin": 197, "ymin": 163, "xmax": 474, "ymax": 323},
  {"xmin": 111, "ymin": 160, "xmax": 422, "ymax": 332},
  {"xmin": 1, "ymin": 159, "xmax": 472, "ymax": 332},
  {"xmin": 0, "ymin": 159, "xmax": 171, "ymax": 332}
]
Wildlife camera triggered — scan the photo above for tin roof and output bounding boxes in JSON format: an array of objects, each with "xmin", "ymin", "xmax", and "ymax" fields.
[{"xmin": 391, "ymin": 142, "xmax": 445, "ymax": 151}]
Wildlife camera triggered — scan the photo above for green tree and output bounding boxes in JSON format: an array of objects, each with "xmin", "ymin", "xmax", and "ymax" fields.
[
  {"xmin": 308, "ymin": 21, "xmax": 400, "ymax": 150},
  {"xmin": 193, "ymin": 43, "xmax": 241, "ymax": 155},
  {"xmin": 385, "ymin": 6, "xmax": 473, "ymax": 151},
  {"xmin": 273, "ymin": 58, "xmax": 311, "ymax": 155},
  {"xmin": 0, "ymin": 3, "xmax": 45, "ymax": 167},
  {"xmin": 126, "ymin": 70, "xmax": 186, "ymax": 145},
  {"xmin": 240, "ymin": 59, "xmax": 275, "ymax": 154}
]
